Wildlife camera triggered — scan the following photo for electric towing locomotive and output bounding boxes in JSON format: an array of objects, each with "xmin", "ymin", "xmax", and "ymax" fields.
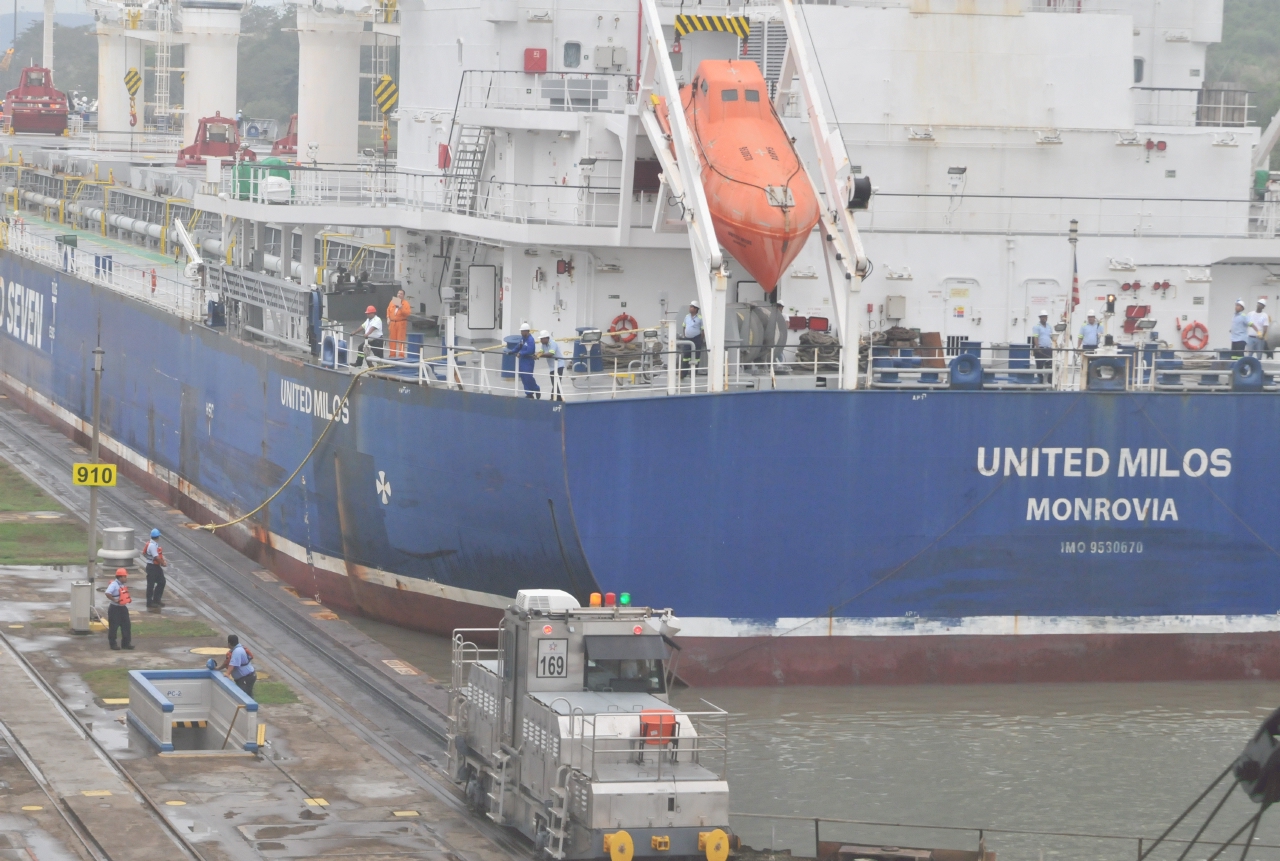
[{"xmin": 449, "ymin": 590, "xmax": 732, "ymax": 861}]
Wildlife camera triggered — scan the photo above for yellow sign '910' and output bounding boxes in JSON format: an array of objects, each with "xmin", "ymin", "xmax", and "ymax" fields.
[{"xmin": 72, "ymin": 464, "xmax": 116, "ymax": 487}]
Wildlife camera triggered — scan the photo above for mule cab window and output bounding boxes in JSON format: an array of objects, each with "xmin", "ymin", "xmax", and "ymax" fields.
[
  {"xmin": 583, "ymin": 634, "xmax": 666, "ymax": 693},
  {"xmin": 721, "ymin": 89, "xmax": 739, "ymax": 101}
]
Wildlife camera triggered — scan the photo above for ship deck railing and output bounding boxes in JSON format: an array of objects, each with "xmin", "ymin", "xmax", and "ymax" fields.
[
  {"xmin": 857, "ymin": 192, "xmax": 1268, "ymax": 239},
  {"xmin": 867, "ymin": 342, "xmax": 1280, "ymax": 394},
  {"xmin": 220, "ymin": 163, "xmax": 629, "ymax": 229},
  {"xmin": 2, "ymin": 217, "xmax": 204, "ymax": 321},
  {"xmin": 457, "ymin": 70, "xmax": 636, "ymax": 114},
  {"xmin": 321, "ymin": 329, "xmax": 1280, "ymax": 398},
  {"xmin": 323, "ymin": 329, "xmax": 861, "ymax": 399}
]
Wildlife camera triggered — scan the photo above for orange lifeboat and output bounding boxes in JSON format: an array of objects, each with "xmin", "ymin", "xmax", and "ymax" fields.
[{"xmin": 679, "ymin": 60, "xmax": 820, "ymax": 291}]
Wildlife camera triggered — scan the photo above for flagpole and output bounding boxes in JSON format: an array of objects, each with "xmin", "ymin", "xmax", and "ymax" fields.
[{"xmin": 1067, "ymin": 218, "xmax": 1079, "ymax": 390}]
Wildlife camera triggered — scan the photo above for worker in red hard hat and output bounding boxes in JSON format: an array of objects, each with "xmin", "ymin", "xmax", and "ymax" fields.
[
  {"xmin": 354, "ymin": 304, "xmax": 384, "ymax": 367},
  {"xmin": 105, "ymin": 568, "xmax": 134, "ymax": 650}
]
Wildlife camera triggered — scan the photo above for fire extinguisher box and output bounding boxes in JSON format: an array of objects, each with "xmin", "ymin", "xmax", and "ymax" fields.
[{"xmin": 524, "ymin": 48, "xmax": 548, "ymax": 73}]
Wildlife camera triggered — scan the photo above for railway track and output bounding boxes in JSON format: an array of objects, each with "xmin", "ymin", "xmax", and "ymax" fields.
[{"xmin": 0, "ymin": 399, "xmax": 533, "ymax": 861}]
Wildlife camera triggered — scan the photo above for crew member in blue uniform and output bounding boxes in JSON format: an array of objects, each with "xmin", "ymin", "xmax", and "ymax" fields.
[
  {"xmin": 218, "ymin": 634, "xmax": 257, "ymax": 696},
  {"xmin": 143, "ymin": 527, "xmax": 167, "ymax": 608},
  {"xmin": 1032, "ymin": 309, "xmax": 1054, "ymax": 383},
  {"xmin": 537, "ymin": 330, "xmax": 567, "ymax": 402},
  {"xmin": 510, "ymin": 322, "xmax": 540, "ymax": 398},
  {"xmin": 105, "ymin": 568, "xmax": 134, "ymax": 650},
  {"xmin": 1230, "ymin": 299, "xmax": 1249, "ymax": 357},
  {"xmin": 1078, "ymin": 310, "xmax": 1103, "ymax": 352},
  {"xmin": 680, "ymin": 299, "xmax": 705, "ymax": 378}
]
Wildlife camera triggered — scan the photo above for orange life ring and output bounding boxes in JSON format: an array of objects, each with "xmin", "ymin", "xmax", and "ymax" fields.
[
  {"xmin": 1181, "ymin": 320, "xmax": 1209, "ymax": 352},
  {"xmin": 608, "ymin": 313, "xmax": 639, "ymax": 343}
]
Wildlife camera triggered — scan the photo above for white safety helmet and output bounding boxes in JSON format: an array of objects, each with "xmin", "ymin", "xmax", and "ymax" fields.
[
  {"xmin": 1260, "ymin": 299, "xmax": 1269, "ymax": 307},
  {"xmin": 539, "ymin": 330, "xmax": 551, "ymax": 339},
  {"xmin": 689, "ymin": 299, "xmax": 700, "ymax": 309},
  {"xmin": 1087, "ymin": 309, "xmax": 1097, "ymax": 317},
  {"xmin": 1037, "ymin": 309, "xmax": 1048, "ymax": 317},
  {"xmin": 519, "ymin": 322, "xmax": 531, "ymax": 331},
  {"xmin": 1237, "ymin": 298, "xmax": 1246, "ymax": 307}
]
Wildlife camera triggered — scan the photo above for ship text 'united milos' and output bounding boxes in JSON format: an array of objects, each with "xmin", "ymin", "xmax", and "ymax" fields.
[
  {"xmin": 976, "ymin": 447, "xmax": 1232, "ymax": 524},
  {"xmin": 280, "ymin": 379, "xmax": 350, "ymax": 424}
]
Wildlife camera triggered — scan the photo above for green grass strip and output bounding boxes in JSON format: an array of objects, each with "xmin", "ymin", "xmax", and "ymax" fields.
[
  {"xmin": 0, "ymin": 522, "xmax": 86, "ymax": 565},
  {"xmin": 81, "ymin": 667, "xmax": 130, "ymax": 700},
  {"xmin": 0, "ymin": 460, "xmax": 65, "ymax": 513}
]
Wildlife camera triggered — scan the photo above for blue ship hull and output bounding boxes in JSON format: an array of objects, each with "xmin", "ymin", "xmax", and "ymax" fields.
[{"xmin": 5, "ymin": 252, "xmax": 1280, "ymax": 685}]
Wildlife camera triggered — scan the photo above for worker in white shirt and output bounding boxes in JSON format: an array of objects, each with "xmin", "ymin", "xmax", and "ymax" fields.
[
  {"xmin": 537, "ymin": 330, "xmax": 567, "ymax": 402},
  {"xmin": 1248, "ymin": 299, "xmax": 1270, "ymax": 358},
  {"xmin": 1078, "ymin": 310, "xmax": 1103, "ymax": 352},
  {"xmin": 355, "ymin": 304, "xmax": 384, "ymax": 366},
  {"xmin": 680, "ymin": 299, "xmax": 705, "ymax": 379}
]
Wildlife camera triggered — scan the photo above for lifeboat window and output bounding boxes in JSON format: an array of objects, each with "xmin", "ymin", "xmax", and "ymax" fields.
[
  {"xmin": 700, "ymin": 79, "xmax": 708, "ymax": 95},
  {"xmin": 745, "ymin": 89, "xmax": 760, "ymax": 102},
  {"xmin": 721, "ymin": 89, "xmax": 739, "ymax": 101},
  {"xmin": 563, "ymin": 41, "xmax": 581, "ymax": 69}
]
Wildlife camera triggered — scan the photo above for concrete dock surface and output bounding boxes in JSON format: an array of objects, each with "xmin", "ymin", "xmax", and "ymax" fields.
[{"xmin": 0, "ymin": 395, "xmax": 524, "ymax": 861}]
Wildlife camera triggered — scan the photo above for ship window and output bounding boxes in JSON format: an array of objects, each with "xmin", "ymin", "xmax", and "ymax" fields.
[
  {"xmin": 564, "ymin": 41, "xmax": 581, "ymax": 69},
  {"xmin": 721, "ymin": 88, "xmax": 739, "ymax": 101},
  {"xmin": 583, "ymin": 635, "xmax": 667, "ymax": 694},
  {"xmin": 1133, "ymin": 57, "xmax": 1144, "ymax": 84},
  {"xmin": 745, "ymin": 89, "xmax": 760, "ymax": 101},
  {"xmin": 25, "ymin": 71, "xmax": 40, "ymax": 86}
]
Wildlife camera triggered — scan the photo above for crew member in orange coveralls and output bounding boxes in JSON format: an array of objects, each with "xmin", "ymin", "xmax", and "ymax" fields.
[{"xmin": 387, "ymin": 289, "xmax": 412, "ymax": 358}]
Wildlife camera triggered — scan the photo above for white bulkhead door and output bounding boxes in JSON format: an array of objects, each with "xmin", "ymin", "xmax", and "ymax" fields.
[{"xmin": 1021, "ymin": 278, "xmax": 1065, "ymax": 343}]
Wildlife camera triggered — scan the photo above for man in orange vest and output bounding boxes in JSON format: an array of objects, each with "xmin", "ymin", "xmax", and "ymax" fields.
[
  {"xmin": 386, "ymin": 289, "xmax": 412, "ymax": 358},
  {"xmin": 105, "ymin": 568, "xmax": 134, "ymax": 650}
]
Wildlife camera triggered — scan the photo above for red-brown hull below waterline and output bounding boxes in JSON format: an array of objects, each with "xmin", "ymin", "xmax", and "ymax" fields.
[{"xmin": 671, "ymin": 631, "xmax": 1280, "ymax": 686}]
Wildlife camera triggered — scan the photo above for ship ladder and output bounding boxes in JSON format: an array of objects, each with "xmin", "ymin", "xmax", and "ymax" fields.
[
  {"xmin": 447, "ymin": 126, "xmax": 494, "ymax": 214},
  {"xmin": 487, "ymin": 749, "xmax": 510, "ymax": 823},
  {"xmin": 545, "ymin": 765, "xmax": 574, "ymax": 859}
]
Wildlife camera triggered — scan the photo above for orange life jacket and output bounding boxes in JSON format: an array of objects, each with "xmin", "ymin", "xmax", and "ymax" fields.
[{"xmin": 117, "ymin": 584, "xmax": 132, "ymax": 605}]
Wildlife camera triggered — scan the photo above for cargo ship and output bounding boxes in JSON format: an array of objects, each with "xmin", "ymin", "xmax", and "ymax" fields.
[{"xmin": 4, "ymin": 0, "xmax": 1280, "ymax": 686}]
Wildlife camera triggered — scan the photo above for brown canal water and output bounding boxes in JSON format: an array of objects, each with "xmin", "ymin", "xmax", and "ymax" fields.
[{"xmin": 347, "ymin": 618, "xmax": 1280, "ymax": 861}]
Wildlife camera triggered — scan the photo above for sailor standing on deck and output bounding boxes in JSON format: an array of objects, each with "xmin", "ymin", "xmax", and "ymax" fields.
[
  {"xmin": 355, "ymin": 305, "xmax": 384, "ymax": 366},
  {"xmin": 386, "ymin": 289, "xmax": 412, "ymax": 359},
  {"xmin": 510, "ymin": 322, "xmax": 541, "ymax": 399},
  {"xmin": 537, "ymin": 330, "xmax": 567, "ymax": 402},
  {"xmin": 1248, "ymin": 299, "xmax": 1270, "ymax": 358},
  {"xmin": 1231, "ymin": 299, "xmax": 1249, "ymax": 357},
  {"xmin": 680, "ymin": 300, "xmax": 705, "ymax": 378},
  {"xmin": 1032, "ymin": 310, "xmax": 1054, "ymax": 383},
  {"xmin": 143, "ymin": 528, "xmax": 167, "ymax": 608},
  {"xmin": 105, "ymin": 568, "xmax": 134, "ymax": 650},
  {"xmin": 1078, "ymin": 310, "xmax": 1103, "ymax": 353}
]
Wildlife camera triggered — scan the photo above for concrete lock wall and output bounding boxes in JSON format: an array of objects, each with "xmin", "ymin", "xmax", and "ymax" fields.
[{"xmin": 127, "ymin": 670, "xmax": 259, "ymax": 753}]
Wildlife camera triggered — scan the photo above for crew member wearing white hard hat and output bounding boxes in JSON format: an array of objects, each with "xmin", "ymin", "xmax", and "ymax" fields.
[
  {"xmin": 508, "ymin": 322, "xmax": 541, "ymax": 398},
  {"xmin": 680, "ymin": 299, "xmax": 705, "ymax": 379},
  {"xmin": 1078, "ymin": 309, "xmax": 1103, "ymax": 353},
  {"xmin": 1248, "ymin": 299, "xmax": 1270, "ymax": 359},
  {"xmin": 1231, "ymin": 299, "xmax": 1249, "ymax": 357},
  {"xmin": 536, "ymin": 330, "xmax": 567, "ymax": 402},
  {"xmin": 1032, "ymin": 309, "xmax": 1054, "ymax": 384}
]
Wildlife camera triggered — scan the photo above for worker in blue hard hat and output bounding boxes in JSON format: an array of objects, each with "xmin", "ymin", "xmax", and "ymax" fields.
[{"xmin": 143, "ymin": 527, "xmax": 168, "ymax": 609}]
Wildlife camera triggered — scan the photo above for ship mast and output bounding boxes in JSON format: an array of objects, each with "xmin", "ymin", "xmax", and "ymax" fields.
[{"xmin": 41, "ymin": 0, "xmax": 51, "ymax": 69}]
